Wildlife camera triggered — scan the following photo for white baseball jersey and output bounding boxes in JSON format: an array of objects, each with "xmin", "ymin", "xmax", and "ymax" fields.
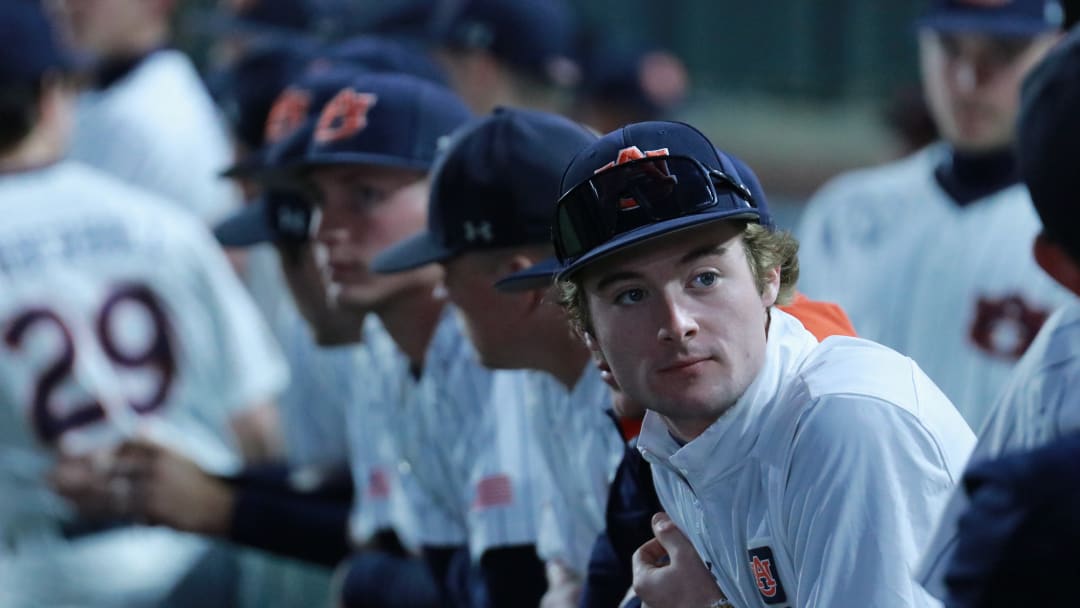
[
  {"xmin": 0, "ymin": 162, "xmax": 288, "ymax": 606},
  {"xmin": 69, "ymin": 50, "xmax": 240, "ymax": 226},
  {"xmin": 399, "ymin": 308, "xmax": 541, "ymax": 559},
  {"xmin": 917, "ymin": 299, "xmax": 1080, "ymax": 599},
  {"xmin": 273, "ymin": 305, "xmax": 353, "ymax": 467},
  {"xmin": 797, "ymin": 143, "xmax": 1071, "ymax": 430},
  {"xmin": 637, "ymin": 309, "xmax": 974, "ymax": 608},
  {"xmin": 526, "ymin": 364, "xmax": 625, "ymax": 575}
]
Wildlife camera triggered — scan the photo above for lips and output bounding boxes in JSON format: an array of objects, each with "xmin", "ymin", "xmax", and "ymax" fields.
[{"xmin": 657, "ymin": 356, "xmax": 712, "ymax": 373}]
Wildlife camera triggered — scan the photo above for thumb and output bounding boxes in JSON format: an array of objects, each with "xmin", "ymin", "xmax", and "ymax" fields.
[{"xmin": 650, "ymin": 512, "xmax": 694, "ymax": 561}]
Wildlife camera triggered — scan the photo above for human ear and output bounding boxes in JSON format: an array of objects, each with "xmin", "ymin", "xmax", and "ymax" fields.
[
  {"xmin": 759, "ymin": 265, "xmax": 781, "ymax": 307},
  {"xmin": 1034, "ymin": 233, "xmax": 1080, "ymax": 297}
]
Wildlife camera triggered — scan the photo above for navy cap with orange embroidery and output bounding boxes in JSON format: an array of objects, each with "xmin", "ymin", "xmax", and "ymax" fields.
[{"xmin": 302, "ymin": 73, "xmax": 472, "ymax": 171}]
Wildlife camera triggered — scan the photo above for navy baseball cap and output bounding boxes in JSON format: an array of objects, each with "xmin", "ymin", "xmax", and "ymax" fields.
[
  {"xmin": 302, "ymin": 73, "xmax": 472, "ymax": 171},
  {"xmin": 0, "ymin": 0, "xmax": 85, "ymax": 85},
  {"xmin": 371, "ymin": 107, "xmax": 596, "ymax": 274},
  {"xmin": 314, "ymin": 35, "xmax": 448, "ymax": 87},
  {"xmin": 944, "ymin": 433, "xmax": 1080, "ymax": 607},
  {"xmin": 220, "ymin": 66, "xmax": 360, "ymax": 179},
  {"xmin": 578, "ymin": 43, "xmax": 689, "ymax": 117},
  {"xmin": 430, "ymin": 0, "xmax": 580, "ymax": 86},
  {"xmin": 1018, "ymin": 23, "xmax": 1080, "ymax": 261},
  {"xmin": 551, "ymin": 121, "xmax": 767, "ymax": 281},
  {"xmin": 916, "ymin": 0, "xmax": 1064, "ymax": 35},
  {"xmin": 497, "ymin": 147, "xmax": 772, "ymax": 291}
]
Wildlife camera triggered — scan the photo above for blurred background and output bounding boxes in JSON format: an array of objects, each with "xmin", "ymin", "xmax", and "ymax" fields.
[{"xmin": 174, "ymin": 0, "xmax": 943, "ymax": 229}]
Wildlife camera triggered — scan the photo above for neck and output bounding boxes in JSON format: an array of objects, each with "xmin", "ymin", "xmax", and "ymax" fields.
[
  {"xmin": 537, "ymin": 328, "xmax": 592, "ymax": 390},
  {"xmin": 375, "ymin": 285, "xmax": 445, "ymax": 369},
  {"xmin": 934, "ymin": 145, "xmax": 1019, "ymax": 207},
  {"xmin": 661, "ymin": 414, "xmax": 719, "ymax": 444},
  {"xmin": 0, "ymin": 129, "xmax": 62, "ymax": 173},
  {"xmin": 314, "ymin": 322, "xmax": 364, "ymax": 346}
]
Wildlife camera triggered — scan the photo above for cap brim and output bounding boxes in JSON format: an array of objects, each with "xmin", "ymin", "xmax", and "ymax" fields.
[
  {"xmin": 556, "ymin": 210, "xmax": 761, "ymax": 281},
  {"xmin": 301, "ymin": 151, "xmax": 433, "ymax": 173},
  {"xmin": 213, "ymin": 199, "xmax": 275, "ymax": 247},
  {"xmin": 915, "ymin": 14, "xmax": 1059, "ymax": 36},
  {"xmin": 371, "ymin": 230, "xmax": 457, "ymax": 273},
  {"xmin": 494, "ymin": 256, "xmax": 562, "ymax": 292}
]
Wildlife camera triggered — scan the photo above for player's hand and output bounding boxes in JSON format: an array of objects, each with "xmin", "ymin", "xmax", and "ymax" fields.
[
  {"xmin": 110, "ymin": 438, "xmax": 234, "ymax": 535},
  {"xmin": 540, "ymin": 560, "xmax": 582, "ymax": 608},
  {"xmin": 49, "ymin": 449, "xmax": 125, "ymax": 520},
  {"xmin": 632, "ymin": 512, "xmax": 727, "ymax": 608}
]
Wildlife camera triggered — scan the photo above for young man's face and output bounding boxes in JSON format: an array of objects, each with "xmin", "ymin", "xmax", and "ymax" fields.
[
  {"xmin": 581, "ymin": 221, "xmax": 778, "ymax": 441},
  {"xmin": 919, "ymin": 30, "xmax": 1058, "ymax": 153},
  {"xmin": 441, "ymin": 250, "xmax": 529, "ymax": 369},
  {"xmin": 311, "ymin": 164, "xmax": 437, "ymax": 314}
]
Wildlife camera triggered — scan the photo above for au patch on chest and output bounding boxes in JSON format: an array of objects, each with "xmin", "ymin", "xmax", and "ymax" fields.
[{"xmin": 748, "ymin": 545, "xmax": 788, "ymax": 605}]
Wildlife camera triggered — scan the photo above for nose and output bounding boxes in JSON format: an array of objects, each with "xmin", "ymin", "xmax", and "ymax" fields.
[{"xmin": 656, "ymin": 291, "xmax": 698, "ymax": 344}]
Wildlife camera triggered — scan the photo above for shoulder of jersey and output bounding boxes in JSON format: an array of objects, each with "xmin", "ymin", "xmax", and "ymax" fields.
[
  {"xmin": 49, "ymin": 162, "xmax": 208, "ymax": 233},
  {"xmin": 804, "ymin": 143, "xmax": 945, "ymax": 213}
]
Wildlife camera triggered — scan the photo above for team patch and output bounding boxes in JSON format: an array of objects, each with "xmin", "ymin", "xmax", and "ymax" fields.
[{"xmin": 748, "ymin": 546, "xmax": 787, "ymax": 605}]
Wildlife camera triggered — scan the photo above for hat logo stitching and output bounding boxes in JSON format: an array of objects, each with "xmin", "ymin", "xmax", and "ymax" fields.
[
  {"xmin": 265, "ymin": 88, "xmax": 312, "ymax": 144},
  {"xmin": 314, "ymin": 89, "xmax": 378, "ymax": 144},
  {"xmin": 463, "ymin": 221, "xmax": 494, "ymax": 243}
]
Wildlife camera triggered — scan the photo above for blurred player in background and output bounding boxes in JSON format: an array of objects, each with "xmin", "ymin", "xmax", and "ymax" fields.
[
  {"xmin": 797, "ymin": 0, "xmax": 1070, "ymax": 429},
  {"xmin": 0, "ymin": 2, "xmax": 288, "ymax": 605},
  {"xmin": 427, "ymin": 0, "xmax": 580, "ymax": 114},
  {"xmin": 571, "ymin": 41, "xmax": 689, "ymax": 135},
  {"xmin": 50, "ymin": 0, "xmax": 241, "ymax": 226},
  {"xmin": 918, "ymin": 23, "xmax": 1080, "ymax": 602}
]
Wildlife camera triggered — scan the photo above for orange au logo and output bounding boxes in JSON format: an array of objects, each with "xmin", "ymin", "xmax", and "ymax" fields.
[
  {"xmin": 747, "ymin": 546, "xmax": 787, "ymax": 605},
  {"xmin": 594, "ymin": 145, "xmax": 670, "ymax": 174},
  {"xmin": 596, "ymin": 146, "xmax": 671, "ymax": 211},
  {"xmin": 264, "ymin": 88, "xmax": 312, "ymax": 144},
  {"xmin": 314, "ymin": 89, "xmax": 378, "ymax": 144}
]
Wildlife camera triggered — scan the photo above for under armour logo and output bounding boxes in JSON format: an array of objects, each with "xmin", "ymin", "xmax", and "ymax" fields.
[
  {"xmin": 463, "ymin": 221, "xmax": 494, "ymax": 243},
  {"xmin": 276, "ymin": 206, "xmax": 309, "ymax": 236}
]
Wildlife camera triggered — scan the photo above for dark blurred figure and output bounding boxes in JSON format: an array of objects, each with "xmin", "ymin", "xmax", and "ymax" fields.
[
  {"xmin": 427, "ymin": 0, "xmax": 580, "ymax": 113},
  {"xmin": 945, "ymin": 434, "xmax": 1080, "ymax": 608},
  {"xmin": 572, "ymin": 40, "xmax": 689, "ymax": 135}
]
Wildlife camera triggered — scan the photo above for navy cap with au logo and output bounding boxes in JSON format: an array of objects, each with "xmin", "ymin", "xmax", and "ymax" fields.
[
  {"xmin": 552, "ymin": 121, "xmax": 768, "ymax": 281},
  {"xmin": 371, "ymin": 107, "xmax": 597, "ymax": 274},
  {"xmin": 302, "ymin": 73, "xmax": 472, "ymax": 171},
  {"xmin": 916, "ymin": 0, "xmax": 1064, "ymax": 35}
]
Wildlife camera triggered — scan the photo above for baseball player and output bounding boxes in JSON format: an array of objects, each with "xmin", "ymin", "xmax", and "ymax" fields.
[
  {"xmin": 427, "ymin": 0, "xmax": 580, "ymax": 114},
  {"xmin": 371, "ymin": 108, "xmax": 623, "ymax": 607},
  {"xmin": 52, "ymin": 0, "xmax": 241, "ymax": 226},
  {"xmin": 306, "ymin": 78, "xmax": 553, "ymax": 607},
  {"xmin": 796, "ymin": 0, "xmax": 1071, "ymax": 429},
  {"xmin": 918, "ymin": 24, "xmax": 1080, "ymax": 601},
  {"xmin": 550, "ymin": 120, "xmax": 974, "ymax": 607},
  {"xmin": 0, "ymin": 3, "xmax": 288, "ymax": 606}
]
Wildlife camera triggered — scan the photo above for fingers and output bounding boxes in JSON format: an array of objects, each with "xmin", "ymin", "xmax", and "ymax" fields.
[{"xmin": 649, "ymin": 512, "xmax": 694, "ymax": 562}]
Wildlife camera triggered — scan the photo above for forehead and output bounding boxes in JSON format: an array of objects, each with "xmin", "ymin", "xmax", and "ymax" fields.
[
  {"xmin": 307, "ymin": 164, "xmax": 426, "ymax": 190},
  {"xmin": 580, "ymin": 221, "xmax": 745, "ymax": 288}
]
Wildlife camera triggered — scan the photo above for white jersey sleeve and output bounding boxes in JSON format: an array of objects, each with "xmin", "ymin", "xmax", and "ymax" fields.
[
  {"xmin": 69, "ymin": 50, "xmax": 240, "ymax": 226},
  {"xmin": 917, "ymin": 300, "xmax": 1080, "ymax": 598},
  {"xmin": 527, "ymin": 366, "xmax": 624, "ymax": 574}
]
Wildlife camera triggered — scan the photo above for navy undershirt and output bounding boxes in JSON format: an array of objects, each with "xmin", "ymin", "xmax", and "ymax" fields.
[{"xmin": 933, "ymin": 146, "xmax": 1020, "ymax": 207}]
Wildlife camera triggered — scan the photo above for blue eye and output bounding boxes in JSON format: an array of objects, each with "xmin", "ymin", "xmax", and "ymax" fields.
[
  {"xmin": 614, "ymin": 288, "xmax": 645, "ymax": 305},
  {"xmin": 692, "ymin": 271, "xmax": 718, "ymax": 287}
]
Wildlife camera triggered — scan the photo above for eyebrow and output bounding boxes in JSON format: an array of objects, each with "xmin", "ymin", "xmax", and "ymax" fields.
[
  {"xmin": 680, "ymin": 244, "xmax": 728, "ymax": 265},
  {"xmin": 593, "ymin": 243, "xmax": 729, "ymax": 292}
]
